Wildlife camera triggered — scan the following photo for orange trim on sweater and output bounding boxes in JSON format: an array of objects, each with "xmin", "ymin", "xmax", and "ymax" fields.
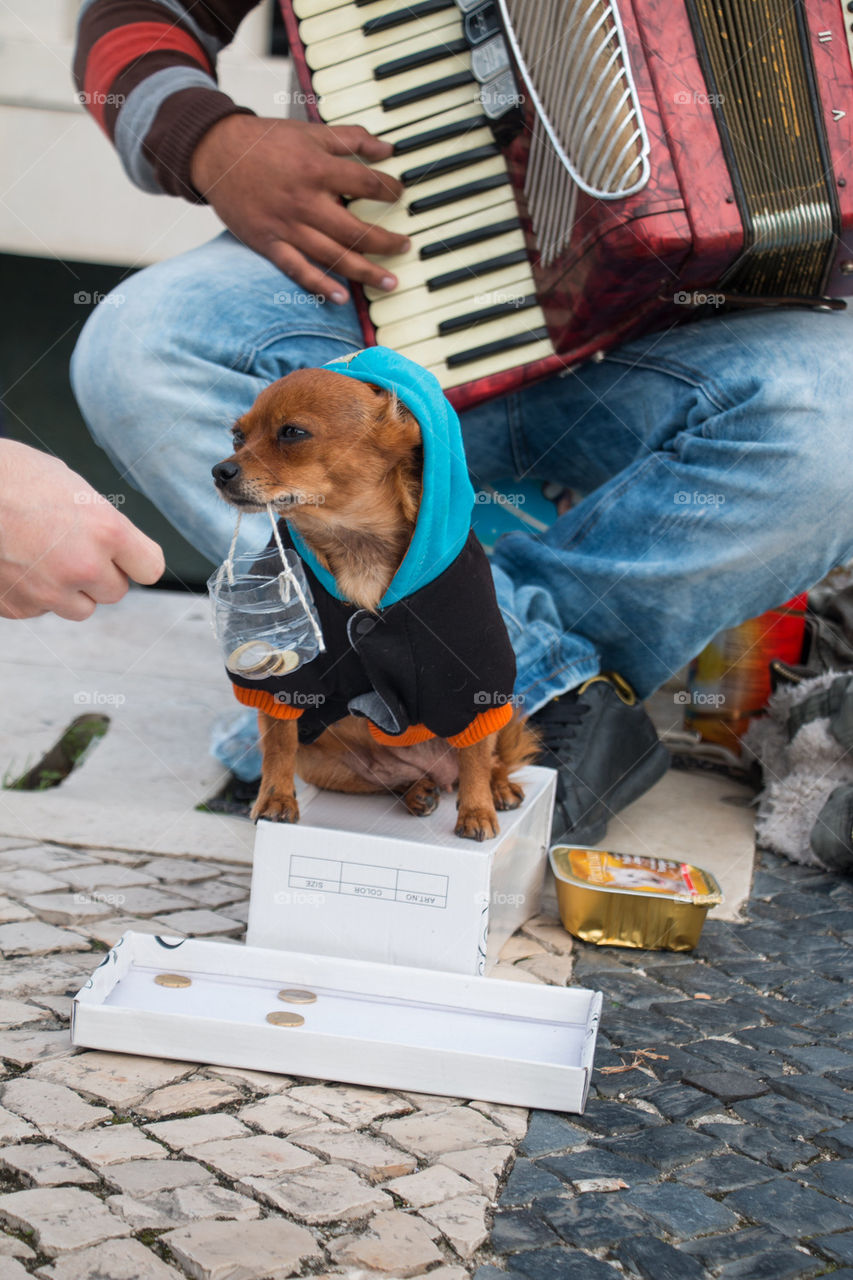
[
  {"xmin": 368, "ymin": 722, "xmax": 436, "ymax": 747},
  {"xmin": 446, "ymin": 702, "xmax": 514, "ymax": 748},
  {"xmin": 231, "ymin": 684, "xmax": 303, "ymax": 721}
]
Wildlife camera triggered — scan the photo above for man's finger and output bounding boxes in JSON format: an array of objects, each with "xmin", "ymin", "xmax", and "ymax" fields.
[
  {"xmin": 112, "ymin": 523, "xmax": 166, "ymax": 586},
  {"xmin": 266, "ymin": 240, "xmax": 351, "ymax": 304},
  {"xmin": 322, "ymin": 124, "xmax": 394, "ymax": 162},
  {"xmin": 321, "ymin": 206, "xmax": 411, "ymax": 260},
  {"xmin": 295, "ymin": 226, "xmax": 402, "ymax": 292},
  {"xmin": 52, "ymin": 592, "xmax": 97, "ymax": 622},
  {"xmin": 329, "ymin": 158, "xmax": 404, "ymax": 205}
]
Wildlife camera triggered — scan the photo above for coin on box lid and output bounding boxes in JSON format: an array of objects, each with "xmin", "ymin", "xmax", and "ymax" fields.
[
  {"xmin": 550, "ymin": 846, "xmax": 722, "ymax": 952},
  {"xmin": 267, "ymin": 1010, "xmax": 305, "ymax": 1027},
  {"xmin": 277, "ymin": 988, "xmax": 316, "ymax": 1004},
  {"xmin": 154, "ymin": 973, "xmax": 192, "ymax": 988}
]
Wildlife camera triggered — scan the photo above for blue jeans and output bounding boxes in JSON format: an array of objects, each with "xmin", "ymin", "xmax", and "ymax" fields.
[{"xmin": 71, "ymin": 230, "xmax": 853, "ymax": 732}]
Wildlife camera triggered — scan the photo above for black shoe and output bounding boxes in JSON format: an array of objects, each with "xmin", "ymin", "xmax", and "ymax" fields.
[{"xmin": 530, "ymin": 672, "xmax": 670, "ymax": 846}]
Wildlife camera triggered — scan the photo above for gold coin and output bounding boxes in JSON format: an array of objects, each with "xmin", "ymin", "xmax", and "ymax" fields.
[
  {"xmin": 277, "ymin": 987, "xmax": 317, "ymax": 1004},
  {"xmin": 154, "ymin": 973, "xmax": 191, "ymax": 988},
  {"xmin": 277, "ymin": 649, "xmax": 300, "ymax": 673},
  {"xmin": 266, "ymin": 1010, "xmax": 305, "ymax": 1027},
  {"xmin": 227, "ymin": 640, "xmax": 277, "ymax": 674}
]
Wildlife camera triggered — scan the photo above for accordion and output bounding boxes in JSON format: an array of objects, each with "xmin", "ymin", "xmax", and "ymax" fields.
[{"xmin": 282, "ymin": 0, "xmax": 853, "ymax": 412}]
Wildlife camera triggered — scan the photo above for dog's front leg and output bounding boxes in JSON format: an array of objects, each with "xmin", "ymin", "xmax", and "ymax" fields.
[
  {"xmin": 455, "ymin": 735, "xmax": 499, "ymax": 841},
  {"xmin": 251, "ymin": 711, "xmax": 300, "ymax": 824}
]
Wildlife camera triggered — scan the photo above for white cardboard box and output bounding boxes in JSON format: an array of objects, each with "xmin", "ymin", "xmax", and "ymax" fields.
[
  {"xmin": 71, "ymin": 931, "xmax": 602, "ymax": 1112},
  {"xmin": 246, "ymin": 766, "xmax": 556, "ymax": 975}
]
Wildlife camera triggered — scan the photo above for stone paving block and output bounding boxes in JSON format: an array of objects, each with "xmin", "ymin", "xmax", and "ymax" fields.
[
  {"xmin": 490, "ymin": 1208, "xmax": 560, "ymax": 1253},
  {"xmin": 107, "ymin": 1182, "xmax": 261, "ymax": 1229},
  {"xmin": 537, "ymin": 1191, "xmax": 656, "ymax": 1248},
  {"xmin": 139, "ymin": 858, "xmax": 219, "ymax": 883},
  {"xmin": 70, "ymin": 917, "xmax": 178, "ymax": 947},
  {"xmin": 0, "ymin": 1232, "xmax": 34, "ymax": 1258},
  {"xmin": 512, "ymin": 1249, "xmax": 623, "ymax": 1279},
  {"xmin": 813, "ymin": 1230, "xmax": 853, "ymax": 1266},
  {"xmin": 397, "ymin": 1091, "xmax": 465, "ymax": 1112},
  {"xmin": 0, "ymin": 1257, "xmax": 31, "ymax": 1280},
  {"xmin": 153, "ymin": 908, "xmax": 243, "ymax": 935},
  {"xmin": 28, "ymin": 1050, "xmax": 194, "ymax": 1106},
  {"xmin": 146, "ymin": 1112, "xmax": 251, "ymax": 1150},
  {"xmin": 101, "ymin": 1158, "xmax": 215, "ymax": 1194},
  {"xmin": 489, "ymin": 962, "xmax": 543, "ymax": 984},
  {"xmin": 520, "ymin": 914, "xmax": 574, "ymax": 953},
  {"xmin": 0, "ymin": 1186, "xmax": 129, "ymax": 1255},
  {"xmin": 716, "ymin": 1250, "xmax": 825, "ymax": 1279},
  {"xmin": 237, "ymin": 1094, "xmax": 328, "ymax": 1136},
  {"xmin": 0, "ymin": 1028, "xmax": 74, "ymax": 1067},
  {"xmin": 418, "ymin": 1194, "xmax": 490, "ymax": 1258},
  {"xmin": 498, "ymin": 1157, "xmax": 564, "ymax": 1206},
  {"xmin": 571, "ymin": 1099, "xmax": 663, "ymax": 1137},
  {"xmin": 469, "ymin": 1100, "xmax": 529, "ymax": 1141},
  {"xmin": 613, "ymin": 1235, "xmax": 707, "ymax": 1280},
  {"xmin": 539, "ymin": 1148, "xmax": 654, "ymax": 1186},
  {"xmin": 381, "ymin": 1105, "xmax": 506, "ymax": 1157},
  {"xmin": 682, "ymin": 1068, "xmax": 770, "ymax": 1103},
  {"xmin": 0, "ymin": 1104, "xmax": 37, "ymax": 1141},
  {"xmin": 134, "ymin": 1075, "xmax": 244, "ymax": 1119},
  {"xmin": 35, "ymin": 1237, "xmax": 183, "ymax": 1280},
  {"xmin": 0, "ymin": 897, "xmax": 34, "ymax": 924},
  {"xmin": 518, "ymin": 1111, "xmax": 589, "ymax": 1158},
  {"xmin": 804, "ymin": 1157, "xmax": 853, "ymax": 1201},
  {"xmin": 438, "ymin": 1144, "xmax": 513, "ymax": 1196},
  {"xmin": 94, "ymin": 887, "xmax": 196, "ymax": 916},
  {"xmin": 386, "ymin": 1164, "xmax": 474, "ymax": 1207},
  {"xmin": 55, "ymin": 863, "xmax": 159, "ymax": 892},
  {"xmin": 162, "ymin": 1217, "xmax": 321, "ymax": 1280},
  {"xmin": 55, "ymin": 1123, "xmax": 168, "ymax": 1165},
  {"xmin": 592, "ymin": 1122, "xmax": 721, "ymax": 1171},
  {"xmin": 770, "ymin": 1074, "xmax": 853, "ymax": 1119},
  {"xmin": 635, "ymin": 1081, "xmax": 721, "ymax": 1121},
  {"xmin": 33, "ymin": 994, "xmax": 72, "ymax": 1021},
  {"xmin": 329, "ymin": 1208, "xmax": 443, "ymax": 1276},
  {"xmin": 0, "ymin": 1142, "xmax": 99, "ymax": 1187},
  {"xmin": 725, "ymin": 1175, "xmax": 851, "ymax": 1236},
  {"xmin": 740, "ymin": 1024, "xmax": 815, "ymax": 1051},
  {"xmin": 782, "ymin": 1043, "xmax": 853, "ymax": 1074},
  {"xmin": 1, "ymin": 1078, "xmax": 112, "ymax": 1132},
  {"xmin": 241, "ymin": 1166, "xmax": 392, "ymax": 1223},
  {"xmin": 0, "ymin": 921, "xmax": 90, "ymax": 956},
  {"xmin": 733, "ymin": 1093, "xmax": 840, "ymax": 1141},
  {"xmin": 702, "ymin": 1121, "xmax": 820, "ymax": 1171},
  {"xmin": 517, "ymin": 953, "xmax": 575, "ymax": 985},
  {"xmin": 292, "ymin": 1128, "xmax": 416, "ymax": 1182},
  {"xmin": 289, "ymin": 1083, "xmax": 413, "ymax": 1126},
  {"xmin": 823, "ymin": 1122, "xmax": 853, "ymax": 1157},
  {"xmin": 191, "ymin": 1134, "xmax": 319, "ymax": 1180},
  {"xmin": 678, "ymin": 1152, "xmax": 776, "ymax": 1192},
  {"xmin": 205, "ymin": 1065, "xmax": 290, "ymax": 1094},
  {"xmin": 173, "ymin": 878, "xmax": 245, "ymax": 909},
  {"xmin": 498, "ymin": 934, "xmax": 546, "ymax": 963},
  {"xmin": 621, "ymin": 1181, "xmax": 739, "ymax": 1238},
  {"xmin": 0, "ymin": 868, "xmax": 70, "ymax": 896},
  {"xmin": 22, "ymin": 893, "xmax": 114, "ymax": 924},
  {"xmin": 680, "ymin": 1225, "xmax": 789, "ymax": 1267}
]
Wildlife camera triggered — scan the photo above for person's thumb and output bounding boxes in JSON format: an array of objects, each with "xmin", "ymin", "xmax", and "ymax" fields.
[{"xmin": 113, "ymin": 520, "xmax": 165, "ymax": 586}]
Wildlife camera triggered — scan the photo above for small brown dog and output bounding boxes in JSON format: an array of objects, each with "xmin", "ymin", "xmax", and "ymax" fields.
[{"xmin": 212, "ymin": 352, "xmax": 537, "ymax": 840}]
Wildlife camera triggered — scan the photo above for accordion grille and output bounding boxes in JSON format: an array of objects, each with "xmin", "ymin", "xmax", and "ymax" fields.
[
  {"xmin": 498, "ymin": 0, "xmax": 650, "ymax": 265},
  {"xmin": 687, "ymin": 0, "xmax": 837, "ymax": 295}
]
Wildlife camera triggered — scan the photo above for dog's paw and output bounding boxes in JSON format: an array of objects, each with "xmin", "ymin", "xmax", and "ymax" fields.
[
  {"xmin": 455, "ymin": 805, "xmax": 499, "ymax": 842},
  {"xmin": 492, "ymin": 778, "xmax": 525, "ymax": 811},
  {"xmin": 403, "ymin": 777, "xmax": 440, "ymax": 817},
  {"xmin": 251, "ymin": 789, "xmax": 300, "ymax": 825}
]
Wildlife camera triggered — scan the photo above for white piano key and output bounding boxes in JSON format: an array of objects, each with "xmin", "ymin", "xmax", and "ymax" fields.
[
  {"xmin": 306, "ymin": 8, "xmax": 458, "ymax": 70},
  {"xmin": 427, "ymin": 334, "xmax": 556, "ymax": 390},
  {"xmin": 364, "ymin": 198, "xmax": 520, "ymax": 284},
  {"xmin": 366, "ymin": 228, "xmax": 526, "ymax": 299},
  {"xmin": 365, "ymin": 125, "xmax": 495, "ymax": 181},
  {"xmin": 374, "ymin": 271, "xmax": 535, "ymax": 343},
  {"xmin": 311, "ymin": 21, "xmax": 464, "ymax": 95},
  {"xmin": 318, "ymin": 49, "xmax": 474, "ymax": 131},
  {"xmin": 390, "ymin": 306, "xmax": 548, "ymax": 368},
  {"xmin": 298, "ymin": 0, "xmax": 453, "ymax": 45},
  {"xmin": 349, "ymin": 161, "xmax": 509, "ymax": 237}
]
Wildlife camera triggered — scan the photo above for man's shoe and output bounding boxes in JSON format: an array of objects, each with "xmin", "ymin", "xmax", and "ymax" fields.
[{"xmin": 530, "ymin": 673, "xmax": 670, "ymax": 845}]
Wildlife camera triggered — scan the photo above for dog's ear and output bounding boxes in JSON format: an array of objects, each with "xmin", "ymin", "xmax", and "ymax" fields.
[{"xmin": 366, "ymin": 385, "xmax": 422, "ymax": 455}]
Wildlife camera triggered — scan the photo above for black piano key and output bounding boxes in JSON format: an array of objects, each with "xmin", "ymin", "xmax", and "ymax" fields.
[
  {"xmin": 427, "ymin": 246, "xmax": 528, "ymax": 291},
  {"xmin": 363, "ymin": 0, "xmax": 455, "ymax": 36},
  {"xmin": 402, "ymin": 142, "xmax": 499, "ymax": 186},
  {"xmin": 375, "ymin": 38, "xmax": 468, "ymax": 81},
  {"xmin": 439, "ymin": 293, "xmax": 538, "ymax": 335},
  {"xmin": 382, "ymin": 69, "xmax": 475, "ymax": 113},
  {"xmin": 420, "ymin": 216, "xmax": 521, "ymax": 260},
  {"xmin": 446, "ymin": 325, "xmax": 551, "ymax": 369},
  {"xmin": 392, "ymin": 114, "xmax": 488, "ymax": 156},
  {"xmin": 410, "ymin": 170, "xmax": 508, "ymax": 216}
]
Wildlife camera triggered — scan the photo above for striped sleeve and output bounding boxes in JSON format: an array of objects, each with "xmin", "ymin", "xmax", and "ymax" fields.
[{"xmin": 73, "ymin": 0, "xmax": 261, "ymax": 201}]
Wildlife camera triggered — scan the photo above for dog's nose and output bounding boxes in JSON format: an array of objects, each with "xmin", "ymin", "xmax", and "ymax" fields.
[{"xmin": 212, "ymin": 461, "xmax": 241, "ymax": 487}]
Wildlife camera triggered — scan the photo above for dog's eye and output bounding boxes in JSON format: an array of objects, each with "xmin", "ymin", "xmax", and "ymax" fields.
[
  {"xmin": 231, "ymin": 430, "xmax": 245, "ymax": 449},
  {"xmin": 279, "ymin": 424, "xmax": 310, "ymax": 442}
]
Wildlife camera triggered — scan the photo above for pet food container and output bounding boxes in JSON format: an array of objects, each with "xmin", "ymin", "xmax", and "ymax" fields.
[{"xmin": 550, "ymin": 846, "xmax": 722, "ymax": 951}]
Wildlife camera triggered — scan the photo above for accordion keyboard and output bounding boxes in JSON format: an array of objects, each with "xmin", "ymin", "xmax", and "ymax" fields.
[{"xmin": 292, "ymin": 0, "xmax": 555, "ymax": 390}]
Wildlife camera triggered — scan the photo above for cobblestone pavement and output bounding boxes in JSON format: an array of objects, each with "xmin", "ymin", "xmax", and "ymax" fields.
[{"xmin": 0, "ymin": 835, "xmax": 851, "ymax": 1278}]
